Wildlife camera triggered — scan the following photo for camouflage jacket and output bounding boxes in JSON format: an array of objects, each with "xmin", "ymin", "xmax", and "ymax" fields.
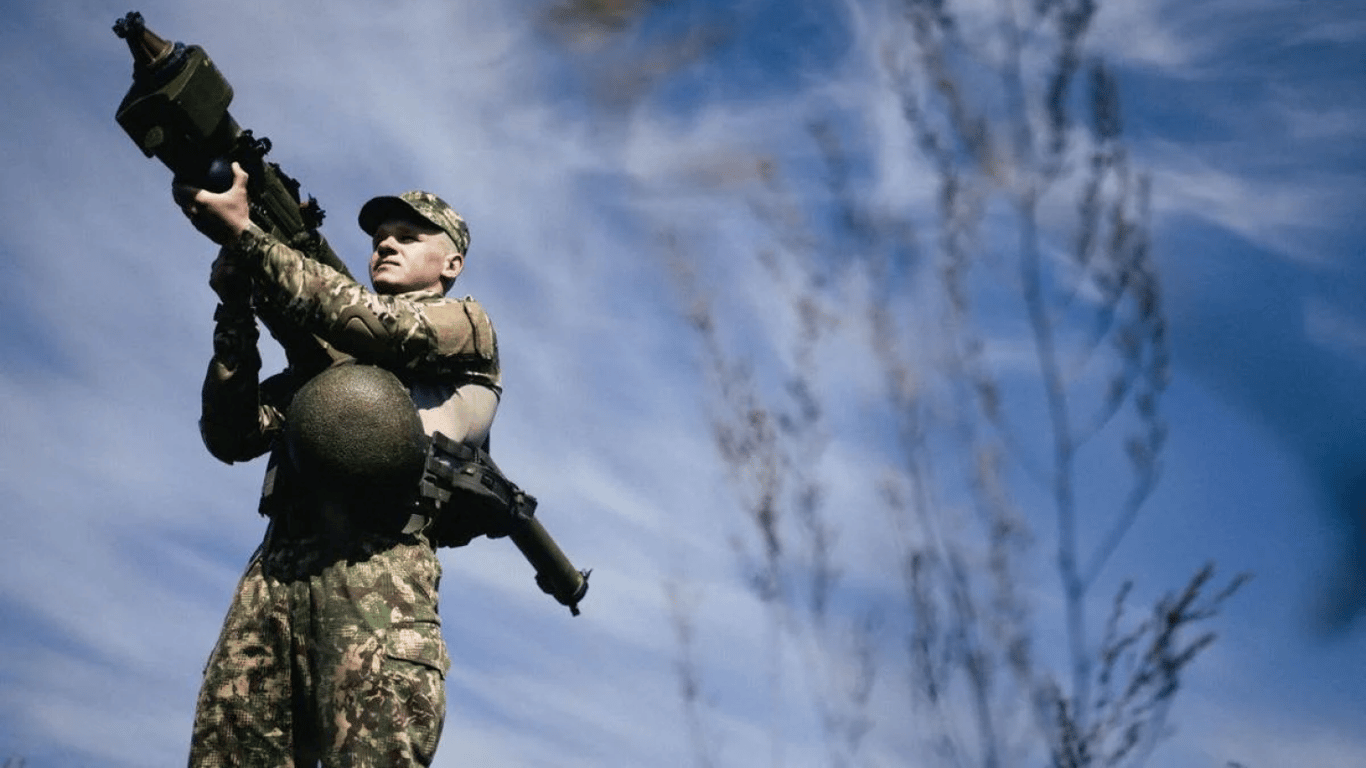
[{"xmin": 200, "ymin": 223, "xmax": 500, "ymax": 466}]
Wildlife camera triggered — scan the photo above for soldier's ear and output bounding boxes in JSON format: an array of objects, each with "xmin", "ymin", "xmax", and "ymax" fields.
[{"xmin": 442, "ymin": 252, "xmax": 464, "ymax": 283}]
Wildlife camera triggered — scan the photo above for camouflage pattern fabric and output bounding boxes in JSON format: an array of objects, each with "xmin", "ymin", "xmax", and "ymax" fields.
[
  {"xmin": 357, "ymin": 191, "xmax": 471, "ymax": 257},
  {"xmin": 189, "ymin": 529, "xmax": 449, "ymax": 767},
  {"xmin": 199, "ymin": 301, "xmax": 282, "ymax": 464},
  {"xmin": 192, "ymin": 222, "xmax": 502, "ymax": 766},
  {"xmin": 209, "ymin": 300, "xmax": 261, "ymax": 374},
  {"xmin": 225, "ymin": 224, "xmax": 500, "ymax": 391}
]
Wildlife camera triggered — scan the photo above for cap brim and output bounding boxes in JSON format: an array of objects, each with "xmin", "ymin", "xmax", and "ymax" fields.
[{"xmin": 358, "ymin": 196, "xmax": 423, "ymax": 235}]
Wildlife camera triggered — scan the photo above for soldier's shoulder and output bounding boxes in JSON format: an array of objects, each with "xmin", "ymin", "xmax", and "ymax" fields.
[
  {"xmin": 413, "ymin": 292, "xmax": 481, "ymax": 308},
  {"xmin": 417, "ymin": 293, "xmax": 496, "ymax": 354},
  {"xmin": 444, "ymin": 294, "xmax": 493, "ymax": 321}
]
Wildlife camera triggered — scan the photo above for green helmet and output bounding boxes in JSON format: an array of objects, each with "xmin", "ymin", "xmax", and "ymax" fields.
[{"xmin": 284, "ymin": 363, "xmax": 427, "ymax": 503}]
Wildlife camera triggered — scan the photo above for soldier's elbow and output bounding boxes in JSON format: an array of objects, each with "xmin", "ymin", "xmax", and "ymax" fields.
[{"xmin": 199, "ymin": 422, "xmax": 252, "ymax": 464}]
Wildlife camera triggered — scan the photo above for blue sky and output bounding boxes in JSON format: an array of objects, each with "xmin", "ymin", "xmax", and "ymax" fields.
[{"xmin": 1, "ymin": 1, "xmax": 1363, "ymax": 766}]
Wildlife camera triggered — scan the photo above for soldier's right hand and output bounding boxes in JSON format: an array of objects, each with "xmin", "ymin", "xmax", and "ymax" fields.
[{"xmin": 172, "ymin": 162, "xmax": 252, "ymax": 245}]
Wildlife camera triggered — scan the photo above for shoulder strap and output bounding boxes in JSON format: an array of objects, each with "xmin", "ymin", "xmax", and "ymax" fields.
[{"xmin": 417, "ymin": 432, "xmax": 536, "ymax": 547}]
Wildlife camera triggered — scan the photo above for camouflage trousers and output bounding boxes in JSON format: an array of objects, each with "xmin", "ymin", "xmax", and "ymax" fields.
[{"xmin": 189, "ymin": 527, "xmax": 450, "ymax": 767}]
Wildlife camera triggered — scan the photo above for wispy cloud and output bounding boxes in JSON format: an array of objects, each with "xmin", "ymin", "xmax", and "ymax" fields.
[{"xmin": 2, "ymin": 1, "xmax": 1364, "ymax": 766}]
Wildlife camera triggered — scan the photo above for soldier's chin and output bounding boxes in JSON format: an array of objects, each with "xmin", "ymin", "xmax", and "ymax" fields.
[{"xmin": 371, "ymin": 271, "xmax": 403, "ymax": 292}]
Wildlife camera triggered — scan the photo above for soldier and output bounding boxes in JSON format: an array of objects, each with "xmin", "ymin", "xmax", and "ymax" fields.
[{"xmin": 175, "ymin": 163, "xmax": 498, "ymax": 766}]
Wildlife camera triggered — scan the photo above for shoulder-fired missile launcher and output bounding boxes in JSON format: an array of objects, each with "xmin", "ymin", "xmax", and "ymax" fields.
[
  {"xmin": 114, "ymin": 11, "xmax": 352, "ymax": 374},
  {"xmin": 113, "ymin": 11, "xmax": 352, "ymax": 278}
]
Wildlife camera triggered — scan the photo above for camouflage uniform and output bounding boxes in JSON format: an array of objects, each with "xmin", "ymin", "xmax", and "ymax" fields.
[{"xmin": 190, "ymin": 204, "xmax": 498, "ymax": 767}]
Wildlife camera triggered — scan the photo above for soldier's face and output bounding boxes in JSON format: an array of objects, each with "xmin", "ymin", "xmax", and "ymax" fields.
[{"xmin": 369, "ymin": 215, "xmax": 463, "ymax": 294}]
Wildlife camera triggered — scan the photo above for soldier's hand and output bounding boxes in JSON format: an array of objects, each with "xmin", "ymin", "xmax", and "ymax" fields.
[{"xmin": 173, "ymin": 162, "xmax": 252, "ymax": 245}]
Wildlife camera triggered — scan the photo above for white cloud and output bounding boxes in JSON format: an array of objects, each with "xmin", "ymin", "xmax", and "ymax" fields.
[
  {"xmin": 3, "ymin": 1, "xmax": 1365, "ymax": 766},
  {"xmin": 1304, "ymin": 295, "xmax": 1366, "ymax": 360},
  {"xmin": 1144, "ymin": 139, "xmax": 1353, "ymax": 263}
]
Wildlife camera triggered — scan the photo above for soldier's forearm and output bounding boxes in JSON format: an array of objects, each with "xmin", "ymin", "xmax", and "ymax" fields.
[
  {"xmin": 230, "ymin": 226, "xmax": 418, "ymax": 366},
  {"xmin": 200, "ymin": 302, "xmax": 271, "ymax": 463}
]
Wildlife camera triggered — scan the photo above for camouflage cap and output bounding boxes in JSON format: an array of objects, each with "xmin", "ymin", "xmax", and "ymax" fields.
[{"xmin": 358, "ymin": 190, "xmax": 470, "ymax": 255}]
